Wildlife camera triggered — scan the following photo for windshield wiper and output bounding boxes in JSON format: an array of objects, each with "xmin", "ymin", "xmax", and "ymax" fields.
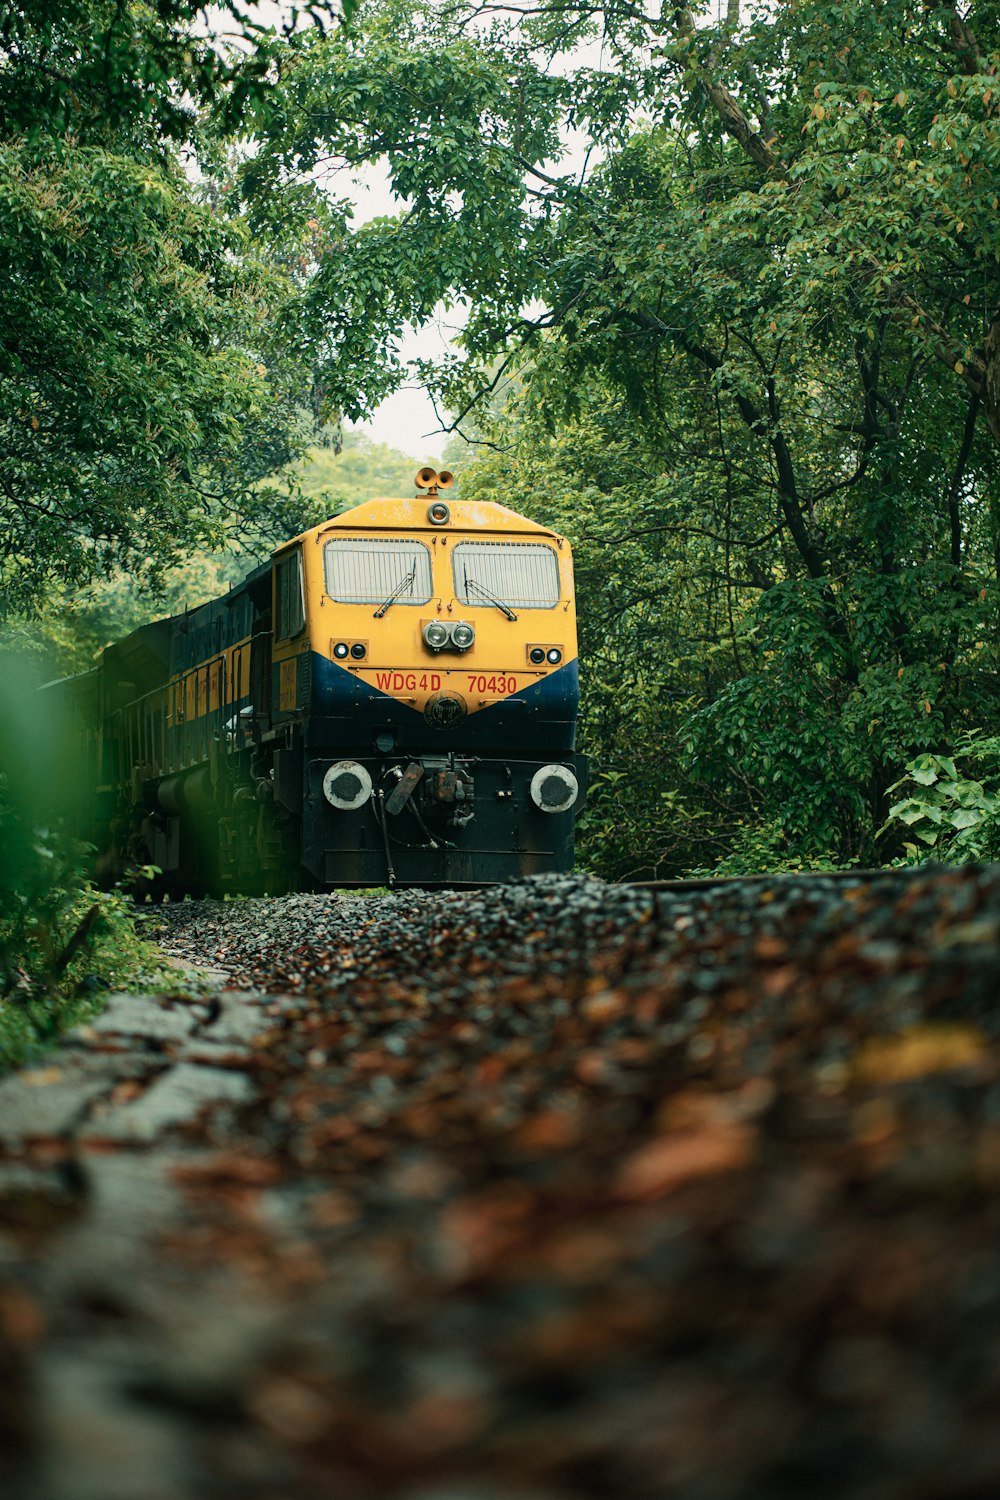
[
  {"xmin": 464, "ymin": 574, "xmax": 518, "ymax": 621},
  {"xmin": 373, "ymin": 565, "xmax": 416, "ymax": 618}
]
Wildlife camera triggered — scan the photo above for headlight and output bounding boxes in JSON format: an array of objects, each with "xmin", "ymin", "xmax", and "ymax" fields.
[
  {"xmin": 546, "ymin": 647, "xmax": 562, "ymax": 664},
  {"xmin": 428, "ymin": 501, "xmax": 451, "ymax": 525},
  {"xmin": 333, "ymin": 642, "xmax": 349, "ymax": 659},
  {"xmin": 322, "ymin": 760, "xmax": 373, "ymax": 810},
  {"xmin": 450, "ymin": 621, "xmax": 475, "ymax": 650},
  {"xmin": 529, "ymin": 764, "xmax": 579, "ymax": 814},
  {"xmin": 423, "ymin": 620, "xmax": 449, "ymax": 651}
]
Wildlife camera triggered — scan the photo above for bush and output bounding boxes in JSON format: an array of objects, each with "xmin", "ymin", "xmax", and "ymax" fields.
[
  {"xmin": 0, "ymin": 652, "xmax": 169, "ymax": 1071},
  {"xmin": 879, "ymin": 733, "xmax": 1000, "ymax": 865}
]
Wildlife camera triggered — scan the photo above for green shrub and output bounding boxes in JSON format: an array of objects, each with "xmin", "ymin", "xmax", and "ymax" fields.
[
  {"xmin": 879, "ymin": 733, "xmax": 1000, "ymax": 865},
  {"xmin": 0, "ymin": 652, "xmax": 170, "ymax": 1071}
]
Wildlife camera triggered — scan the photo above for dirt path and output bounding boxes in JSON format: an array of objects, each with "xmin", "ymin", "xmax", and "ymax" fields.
[{"xmin": 2, "ymin": 871, "xmax": 1000, "ymax": 1500}]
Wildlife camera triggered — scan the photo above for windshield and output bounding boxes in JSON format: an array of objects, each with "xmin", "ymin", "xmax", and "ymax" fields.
[
  {"xmin": 324, "ymin": 538, "xmax": 433, "ymax": 605},
  {"xmin": 452, "ymin": 541, "xmax": 560, "ymax": 609}
]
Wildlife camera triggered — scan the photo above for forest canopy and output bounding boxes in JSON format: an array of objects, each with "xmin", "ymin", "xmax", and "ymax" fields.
[{"xmin": 0, "ymin": 1, "xmax": 343, "ymax": 612}]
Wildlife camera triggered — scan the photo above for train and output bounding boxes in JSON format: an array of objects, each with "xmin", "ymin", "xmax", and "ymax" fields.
[{"xmin": 50, "ymin": 469, "xmax": 587, "ymax": 892}]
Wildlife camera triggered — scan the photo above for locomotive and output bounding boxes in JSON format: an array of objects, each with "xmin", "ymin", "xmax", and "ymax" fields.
[{"xmin": 52, "ymin": 470, "xmax": 586, "ymax": 892}]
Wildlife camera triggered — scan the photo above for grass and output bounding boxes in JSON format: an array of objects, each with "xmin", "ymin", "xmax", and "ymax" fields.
[{"xmin": 0, "ymin": 887, "xmax": 179, "ymax": 1074}]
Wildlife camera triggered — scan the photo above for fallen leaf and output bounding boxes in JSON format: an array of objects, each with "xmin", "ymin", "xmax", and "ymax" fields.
[{"xmin": 617, "ymin": 1121, "xmax": 754, "ymax": 1200}]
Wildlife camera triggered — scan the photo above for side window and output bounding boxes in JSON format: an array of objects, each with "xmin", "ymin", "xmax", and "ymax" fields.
[{"xmin": 275, "ymin": 550, "xmax": 305, "ymax": 641}]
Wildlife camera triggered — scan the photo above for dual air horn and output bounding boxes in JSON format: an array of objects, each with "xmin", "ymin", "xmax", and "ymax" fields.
[{"xmin": 415, "ymin": 467, "xmax": 455, "ymax": 524}]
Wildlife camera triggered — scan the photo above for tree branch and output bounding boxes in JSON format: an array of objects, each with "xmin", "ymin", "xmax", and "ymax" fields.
[
  {"xmin": 673, "ymin": 5, "xmax": 780, "ymax": 171},
  {"xmin": 938, "ymin": 0, "xmax": 981, "ymax": 73}
]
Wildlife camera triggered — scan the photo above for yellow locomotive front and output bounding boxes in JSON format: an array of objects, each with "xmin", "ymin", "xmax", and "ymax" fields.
[{"xmin": 272, "ymin": 470, "xmax": 586, "ymax": 885}]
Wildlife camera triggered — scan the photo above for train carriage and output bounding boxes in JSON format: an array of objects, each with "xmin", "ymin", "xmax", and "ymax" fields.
[{"xmin": 51, "ymin": 471, "xmax": 587, "ymax": 892}]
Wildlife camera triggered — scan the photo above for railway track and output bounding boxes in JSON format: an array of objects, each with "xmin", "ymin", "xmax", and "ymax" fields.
[{"xmin": 1, "ymin": 866, "xmax": 1000, "ymax": 1500}]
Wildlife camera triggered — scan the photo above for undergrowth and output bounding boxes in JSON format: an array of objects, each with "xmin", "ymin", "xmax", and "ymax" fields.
[{"xmin": 0, "ymin": 870, "xmax": 175, "ymax": 1074}]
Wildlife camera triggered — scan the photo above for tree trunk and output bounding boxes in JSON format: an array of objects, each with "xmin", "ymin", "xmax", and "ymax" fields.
[{"xmin": 984, "ymin": 305, "xmax": 1000, "ymax": 446}]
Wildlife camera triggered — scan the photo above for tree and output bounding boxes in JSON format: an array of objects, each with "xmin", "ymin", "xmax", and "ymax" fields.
[
  {"xmin": 0, "ymin": 2, "xmax": 340, "ymax": 146},
  {"xmin": 241, "ymin": 1, "xmax": 1000, "ymax": 446},
  {"xmin": 0, "ymin": 1, "xmax": 339, "ymax": 615},
  {"xmin": 0, "ymin": 1, "xmax": 343, "ymax": 1021},
  {"xmin": 459, "ymin": 377, "xmax": 740, "ymax": 877},
  {"xmin": 0, "ymin": 141, "xmax": 317, "ymax": 611}
]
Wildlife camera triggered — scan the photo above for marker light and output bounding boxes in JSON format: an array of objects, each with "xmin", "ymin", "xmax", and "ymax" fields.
[
  {"xmin": 529, "ymin": 647, "xmax": 546, "ymax": 665},
  {"xmin": 351, "ymin": 642, "xmax": 366, "ymax": 659},
  {"xmin": 546, "ymin": 647, "xmax": 563, "ymax": 665},
  {"xmin": 333, "ymin": 642, "xmax": 349, "ymax": 659},
  {"xmin": 451, "ymin": 621, "xmax": 475, "ymax": 650},
  {"xmin": 423, "ymin": 620, "xmax": 449, "ymax": 651},
  {"xmin": 428, "ymin": 501, "xmax": 450, "ymax": 525}
]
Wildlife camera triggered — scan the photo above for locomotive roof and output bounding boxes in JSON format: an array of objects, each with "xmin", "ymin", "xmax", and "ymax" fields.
[{"xmin": 280, "ymin": 494, "xmax": 562, "ymax": 553}]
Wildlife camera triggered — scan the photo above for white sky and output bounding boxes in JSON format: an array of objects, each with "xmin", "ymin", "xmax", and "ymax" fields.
[{"xmin": 347, "ymin": 380, "xmax": 444, "ymax": 465}]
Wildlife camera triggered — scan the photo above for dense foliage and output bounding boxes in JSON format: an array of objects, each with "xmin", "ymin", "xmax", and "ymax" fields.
[
  {"xmin": 0, "ymin": 2, "xmax": 344, "ymax": 613},
  {"xmin": 881, "ymin": 732, "xmax": 1000, "ymax": 862},
  {"xmin": 0, "ymin": 653, "xmax": 172, "ymax": 1067}
]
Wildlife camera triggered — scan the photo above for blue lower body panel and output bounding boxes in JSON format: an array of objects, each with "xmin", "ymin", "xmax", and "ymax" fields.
[
  {"xmin": 279, "ymin": 653, "xmax": 587, "ymax": 886},
  {"xmin": 301, "ymin": 752, "xmax": 587, "ymax": 888}
]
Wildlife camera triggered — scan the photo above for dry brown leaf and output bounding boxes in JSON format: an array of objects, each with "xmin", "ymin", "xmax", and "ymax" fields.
[
  {"xmin": 853, "ymin": 1025, "xmax": 987, "ymax": 1085},
  {"xmin": 616, "ymin": 1120, "xmax": 755, "ymax": 1200},
  {"xmin": 21, "ymin": 1068, "xmax": 63, "ymax": 1088}
]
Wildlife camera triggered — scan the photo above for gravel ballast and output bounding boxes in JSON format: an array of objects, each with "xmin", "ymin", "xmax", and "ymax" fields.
[{"xmin": 2, "ymin": 867, "xmax": 1000, "ymax": 1500}]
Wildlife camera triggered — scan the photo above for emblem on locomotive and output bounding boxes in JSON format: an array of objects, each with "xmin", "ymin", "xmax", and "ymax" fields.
[{"xmin": 424, "ymin": 691, "xmax": 467, "ymax": 728}]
